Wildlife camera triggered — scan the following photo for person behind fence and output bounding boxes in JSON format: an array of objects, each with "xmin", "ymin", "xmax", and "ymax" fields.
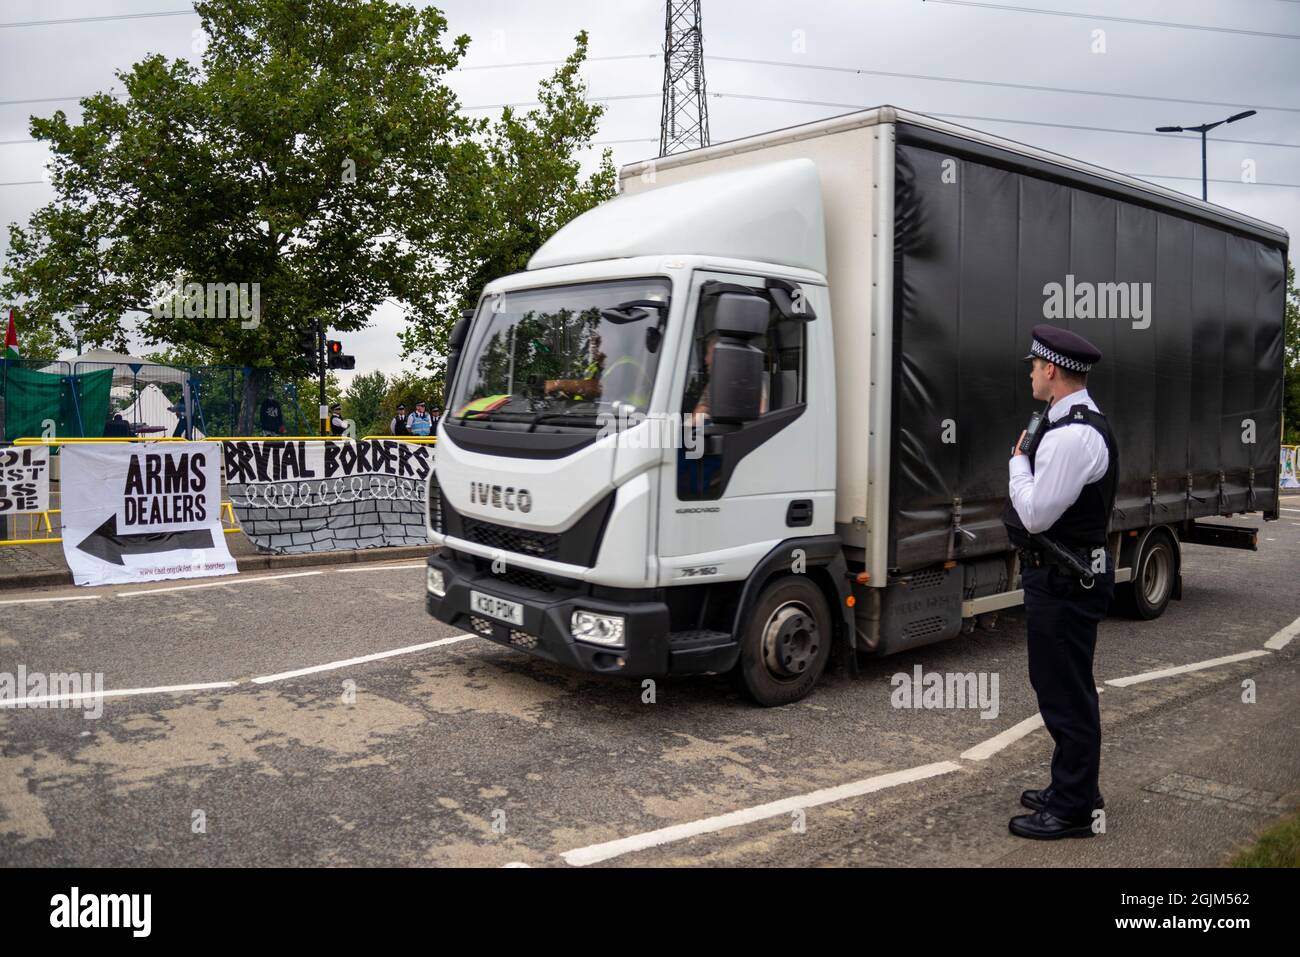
[
  {"xmin": 406, "ymin": 400, "xmax": 433, "ymax": 436},
  {"xmin": 259, "ymin": 395, "xmax": 285, "ymax": 435},
  {"xmin": 103, "ymin": 412, "xmax": 133, "ymax": 438},
  {"xmin": 168, "ymin": 395, "xmax": 188, "ymax": 437},
  {"xmin": 329, "ymin": 403, "xmax": 349, "ymax": 436},
  {"xmin": 389, "ymin": 403, "xmax": 410, "ymax": 436}
]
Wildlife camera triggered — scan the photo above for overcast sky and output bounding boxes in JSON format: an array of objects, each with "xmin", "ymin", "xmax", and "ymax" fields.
[{"xmin": 2, "ymin": 0, "xmax": 1297, "ymax": 388}]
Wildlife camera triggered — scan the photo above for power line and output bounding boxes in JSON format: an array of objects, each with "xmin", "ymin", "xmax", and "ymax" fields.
[
  {"xmin": 921, "ymin": 1, "xmax": 1300, "ymax": 41},
  {"xmin": 0, "ymin": 9, "xmax": 196, "ymax": 29},
  {"xmin": 709, "ymin": 55, "xmax": 1300, "ymax": 115},
  {"xmin": 7, "ymin": 51, "xmax": 1293, "ymax": 118},
  {"xmin": 710, "ymin": 92, "xmax": 1300, "ymax": 149},
  {"xmin": 1136, "ymin": 174, "xmax": 1300, "ymax": 189},
  {"xmin": 3, "ymin": 89, "xmax": 1295, "ymax": 151},
  {"xmin": 0, "ymin": 94, "xmax": 122, "ymax": 108},
  {"xmin": 455, "ymin": 54, "xmax": 657, "ymax": 72}
]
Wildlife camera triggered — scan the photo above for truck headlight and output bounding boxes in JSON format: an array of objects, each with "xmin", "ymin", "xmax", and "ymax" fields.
[
  {"xmin": 426, "ymin": 566, "xmax": 447, "ymax": 598},
  {"xmin": 571, "ymin": 609, "xmax": 625, "ymax": 648}
]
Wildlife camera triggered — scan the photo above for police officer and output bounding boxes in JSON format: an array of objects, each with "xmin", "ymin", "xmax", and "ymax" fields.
[{"xmin": 1002, "ymin": 324, "xmax": 1118, "ymax": 840}]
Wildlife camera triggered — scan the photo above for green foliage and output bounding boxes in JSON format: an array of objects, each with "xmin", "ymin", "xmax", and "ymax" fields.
[
  {"xmin": 341, "ymin": 369, "xmax": 388, "ymax": 437},
  {"xmin": 0, "ymin": 308, "xmax": 60, "ymax": 361},
  {"xmin": 3, "ymin": 0, "xmax": 612, "ymax": 404},
  {"xmin": 398, "ymin": 30, "xmax": 618, "ymax": 376},
  {"xmin": 379, "ymin": 369, "xmax": 442, "ymax": 425}
]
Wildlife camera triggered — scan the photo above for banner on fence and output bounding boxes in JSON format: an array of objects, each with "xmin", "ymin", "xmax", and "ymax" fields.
[
  {"xmin": 222, "ymin": 439, "xmax": 432, "ymax": 554},
  {"xmin": 1283, "ymin": 446, "xmax": 1299, "ymax": 490},
  {"xmin": 61, "ymin": 442, "xmax": 236, "ymax": 586},
  {"xmin": 0, "ymin": 446, "xmax": 50, "ymax": 515}
]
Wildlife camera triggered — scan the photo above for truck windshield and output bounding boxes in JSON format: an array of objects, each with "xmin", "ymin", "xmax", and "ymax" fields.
[{"xmin": 448, "ymin": 278, "xmax": 671, "ymax": 426}]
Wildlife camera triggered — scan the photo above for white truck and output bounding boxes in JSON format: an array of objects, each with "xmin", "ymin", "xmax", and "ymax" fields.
[{"xmin": 424, "ymin": 105, "xmax": 1288, "ymax": 705}]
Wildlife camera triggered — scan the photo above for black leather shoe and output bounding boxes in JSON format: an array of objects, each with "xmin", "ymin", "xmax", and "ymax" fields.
[
  {"xmin": 1020, "ymin": 786, "xmax": 1104, "ymax": 813},
  {"xmin": 1008, "ymin": 810, "xmax": 1095, "ymax": 840}
]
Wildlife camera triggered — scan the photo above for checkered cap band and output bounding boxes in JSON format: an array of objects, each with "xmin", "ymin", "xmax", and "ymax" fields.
[{"xmin": 1030, "ymin": 339, "xmax": 1092, "ymax": 373}]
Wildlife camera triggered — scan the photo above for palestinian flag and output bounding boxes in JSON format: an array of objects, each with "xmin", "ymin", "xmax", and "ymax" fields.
[{"xmin": 4, "ymin": 309, "xmax": 17, "ymax": 360}]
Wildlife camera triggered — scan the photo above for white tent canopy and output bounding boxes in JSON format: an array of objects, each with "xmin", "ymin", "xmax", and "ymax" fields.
[{"xmin": 42, "ymin": 349, "xmax": 186, "ymax": 386}]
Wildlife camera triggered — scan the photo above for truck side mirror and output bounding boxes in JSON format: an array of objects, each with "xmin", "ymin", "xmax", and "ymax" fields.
[
  {"xmin": 443, "ymin": 310, "xmax": 474, "ymax": 408},
  {"xmin": 708, "ymin": 341, "xmax": 765, "ymax": 423},
  {"xmin": 704, "ymin": 292, "xmax": 769, "ymax": 424}
]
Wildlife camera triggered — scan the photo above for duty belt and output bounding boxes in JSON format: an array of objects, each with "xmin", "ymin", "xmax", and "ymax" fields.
[{"xmin": 1017, "ymin": 543, "xmax": 1099, "ymax": 587}]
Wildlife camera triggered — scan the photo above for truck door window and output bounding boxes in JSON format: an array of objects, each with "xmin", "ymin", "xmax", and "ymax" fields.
[{"xmin": 681, "ymin": 284, "xmax": 805, "ymax": 424}]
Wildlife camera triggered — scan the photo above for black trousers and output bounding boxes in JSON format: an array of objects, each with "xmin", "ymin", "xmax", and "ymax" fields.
[{"xmin": 1022, "ymin": 563, "xmax": 1115, "ymax": 822}]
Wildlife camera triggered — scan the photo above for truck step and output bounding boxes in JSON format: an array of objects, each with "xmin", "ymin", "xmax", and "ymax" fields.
[{"xmin": 667, "ymin": 629, "xmax": 733, "ymax": 649}]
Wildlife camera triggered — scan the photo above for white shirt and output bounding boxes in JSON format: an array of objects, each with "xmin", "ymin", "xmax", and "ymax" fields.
[{"xmin": 1008, "ymin": 388, "xmax": 1109, "ymax": 534}]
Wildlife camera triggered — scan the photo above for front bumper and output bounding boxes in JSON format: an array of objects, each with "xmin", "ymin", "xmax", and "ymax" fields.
[{"xmin": 425, "ymin": 550, "xmax": 733, "ymax": 676}]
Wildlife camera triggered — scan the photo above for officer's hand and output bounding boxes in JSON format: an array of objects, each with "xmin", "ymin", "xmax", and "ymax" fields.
[{"xmin": 1011, "ymin": 430, "xmax": 1027, "ymax": 457}]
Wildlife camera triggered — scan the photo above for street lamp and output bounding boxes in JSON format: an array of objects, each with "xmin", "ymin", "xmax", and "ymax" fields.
[{"xmin": 1155, "ymin": 110, "xmax": 1256, "ymax": 202}]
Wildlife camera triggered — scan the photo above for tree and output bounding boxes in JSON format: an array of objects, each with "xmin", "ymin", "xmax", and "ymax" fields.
[
  {"xmin": 380, "ymin": 369, "xmax": 442, "ymax": 421},
  {"xmin": 341, "ymin": 369, "xmax": 388, "ymax": 438},
  {"xmin": 399, "ymin": 31, "xmax": 618, "ymax": 377},
  {"xmin": 1284, "ymin": 260, "xmax": 1299, "ymax": 446},
  {"xmin": 3, "ymin": 0, "xmax": 480, "ymax": 431}
]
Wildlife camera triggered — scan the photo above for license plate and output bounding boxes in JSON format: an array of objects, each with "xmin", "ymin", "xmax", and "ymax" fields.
[{"xmin": 470, "ymin": 590, "xmax": 524, "ymax": 626}]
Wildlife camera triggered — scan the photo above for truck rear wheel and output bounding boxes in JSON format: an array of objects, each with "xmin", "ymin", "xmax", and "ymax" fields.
[
  {"xmin": 1116, "ymin": 527, "xmax": 1177, "ymax": 619},
  {"xmin": 733, "ymin": 576, "xmax": 832, "ymax": 706}
]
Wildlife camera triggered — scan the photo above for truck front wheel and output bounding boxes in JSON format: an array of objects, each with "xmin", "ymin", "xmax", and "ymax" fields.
[{"xmin": 733, "ymin": 576, "xmax": 832, "ymax": 706}]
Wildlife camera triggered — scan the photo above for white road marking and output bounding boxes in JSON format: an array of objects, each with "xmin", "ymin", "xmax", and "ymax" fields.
[
  {"xmin": 0, "ymin": 594, "xmax": 100, "ymax": 606},
  {"xmin": 333, "ymin": 563, "xmax": 426, "ymax": 573},
  {"xmin": 1105, "ymin": 650, "xmax": 1271, "ymax": 688},
  {"xmin": 1264, "ymin": 614, "xmax": 1300, "ymax": 651},
  {"xmin": 250, "ymin": 634, "xmax": 475, "ymax": 683},
  {"xmin": 1280, "ymin": 506, "xmax": 1300, "ymax": 513},
  {"xmin": 115, "ymin": 571, "xmax": 322, "ymax": 597},
  {"xmin": 560, "ymin": 760, "xmax": 962, "ymax": 867},
  {"xmin": 960, "ymin": 713, "xmax": 1045, "ymax": 761},
  {"xmin": 0, "ymin": 680, "xmax": 239, "ymax": 709}
]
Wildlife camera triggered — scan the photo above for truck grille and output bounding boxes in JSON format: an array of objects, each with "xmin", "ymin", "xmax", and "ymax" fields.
[
  {"xmin": 428, "ymin": 477, "xmax": 443, "ymax": 532},
  {"xmin": 467, "ymin": 556, "xmax": 575, "ymax": 594},
  {"xmin": 462, "ymin": 516, "xmax": 560, "ymax": 561}
]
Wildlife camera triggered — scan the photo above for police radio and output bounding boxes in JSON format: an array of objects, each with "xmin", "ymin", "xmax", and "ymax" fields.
[{"xmin": 1018, "ymin": 402, "xmax": 1052, "ymax": 457}]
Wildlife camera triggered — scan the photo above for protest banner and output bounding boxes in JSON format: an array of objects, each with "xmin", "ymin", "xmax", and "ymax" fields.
[
  {"xmin": 61, "ymin": 442, "xmax": 236, "ymax": 586},
  {"xmin": 0, "ymin": 446, "xmax": 50, "ymax": 515},
  {"xmin": 222, "ymin": 439, "xmax": 431, "ymax": 553}
]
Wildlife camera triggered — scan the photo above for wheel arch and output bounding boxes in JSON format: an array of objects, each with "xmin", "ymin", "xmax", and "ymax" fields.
[{"xmin": 731, "ymin": 536, "xmax": 856, "ymax": 673}]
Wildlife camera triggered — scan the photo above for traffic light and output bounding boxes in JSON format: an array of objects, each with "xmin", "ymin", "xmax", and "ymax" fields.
[
  {"xmin": 296, "ymin": 329, "xmax": 319, "ymax": 366},
  {"xmin": 326, "ymin": 339, "xmax": 356, "ymax": 370}
]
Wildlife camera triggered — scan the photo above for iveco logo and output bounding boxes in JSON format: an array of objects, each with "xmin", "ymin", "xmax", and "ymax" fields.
[{"xmin": 470, "ymin": 481, "xmax": 532, "ymax": 513}]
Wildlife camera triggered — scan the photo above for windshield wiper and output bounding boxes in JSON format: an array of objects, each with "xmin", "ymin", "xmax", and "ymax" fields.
[{"xmin": 600, "ymin": 299, "xmax": 668, "ymax": 324}]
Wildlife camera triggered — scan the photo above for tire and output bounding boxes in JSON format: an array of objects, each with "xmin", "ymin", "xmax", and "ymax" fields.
[
  {"xmin": 1116, "ymin": 527, "xmax": 1177, "ymax": 619},
  {"xmin": 732, "ymin": 575, "xmax": 832, "ymax": 706}
]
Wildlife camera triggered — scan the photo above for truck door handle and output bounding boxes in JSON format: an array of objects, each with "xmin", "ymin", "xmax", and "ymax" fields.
[{"xmin": 786, "ymin": 499, "xmax": 814, "ymax": 527}]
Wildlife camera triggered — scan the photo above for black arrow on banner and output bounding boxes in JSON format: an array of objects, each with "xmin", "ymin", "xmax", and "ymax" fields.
[{"xmin": 76, "ymin": 515, "xmax": 214, "ymax": 566}]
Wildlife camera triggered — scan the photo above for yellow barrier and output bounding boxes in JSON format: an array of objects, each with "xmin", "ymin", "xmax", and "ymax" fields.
[
  {"xmin": 15, "ymin": 434, "xmax": 436, "ymax": 444},
  {"xmin": 0, "ymin": 503, "xmax": 242, "ymax": 546},
  {"xmin": 363, "ymin": 435, "xmax": 437, "ymax": 444},
  {"xmin": 15, "ymin": 436, "xmax": 188, "ymax": 444}
]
